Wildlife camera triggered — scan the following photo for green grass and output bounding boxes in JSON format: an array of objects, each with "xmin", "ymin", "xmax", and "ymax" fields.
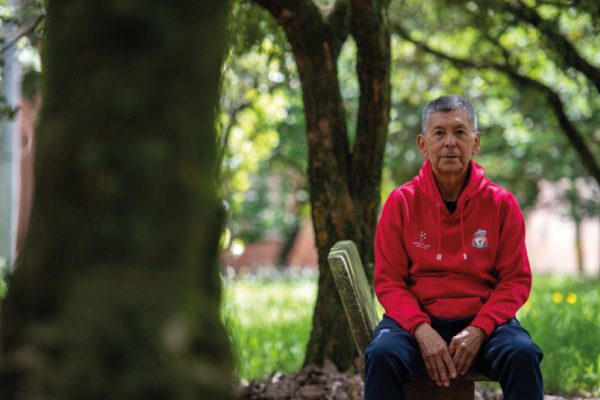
[
  {"xmin": 222, "ymin": 273, "xmax": 600, "ymax": 396},
  {"xmin": 517, "ymin": 275, "xmax": 600, "ymax": 397},
  {"xmin": 220, "ymin": 275, "xmax": 317, "ymax": 382}
]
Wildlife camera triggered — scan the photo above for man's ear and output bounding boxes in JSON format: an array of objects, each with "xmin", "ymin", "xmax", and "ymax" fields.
[
  {"xmin": 472, "ymin": 132, "xmax": 481, "ymax": 155},
  {"xmin": 417, "ymin": 135, "xmax": 428, "ymax": 157}
]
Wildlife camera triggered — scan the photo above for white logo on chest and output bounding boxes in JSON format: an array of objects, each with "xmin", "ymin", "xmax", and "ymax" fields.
[{"xmin": 413, "ymin": 231, "xmax": 430, "ymax": 249}]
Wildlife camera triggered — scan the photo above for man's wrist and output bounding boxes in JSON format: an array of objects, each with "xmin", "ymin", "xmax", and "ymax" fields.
[
  {"xmin": 468, "ymin": 325, "xmax": 487, "ymax": 339},
  {"xmin": 414, "ymin": 322, "xmax": 431, "ymax": 338}
]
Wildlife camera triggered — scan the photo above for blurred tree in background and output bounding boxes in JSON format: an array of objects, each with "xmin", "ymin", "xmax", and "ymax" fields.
[{"xmin": 0, "ymin": 1, "xmax": 233, "ymax": 399}]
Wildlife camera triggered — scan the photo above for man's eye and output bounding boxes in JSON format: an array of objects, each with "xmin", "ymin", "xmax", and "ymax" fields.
[
  {"xmin": 456, "ymin": 130, "xmax": 465, "ymax": 135},
  {"xmin": 434, "ymin": 131, "xmax": 443, "ymax": 136}
]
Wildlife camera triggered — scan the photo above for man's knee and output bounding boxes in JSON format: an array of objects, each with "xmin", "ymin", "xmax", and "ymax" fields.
[
  {"xmin": 365, "ymin": 339, "xmax": 396, "ymax": 367},
  {"xmin": 505, "ymin": 336, "xmax": 543, "ymax": 366},
  {"xmin": 365, "ymin": 339, "xmax": 416, "ymax": 385},
  {"xmin": 365, "ymin": 335, "xmax": 417, "ymax": 372}
]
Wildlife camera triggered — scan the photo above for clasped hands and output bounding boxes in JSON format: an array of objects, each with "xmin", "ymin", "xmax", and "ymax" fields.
[{"xmin": 414, "ymin": 323, "xmax": 486, "ymax": 387}]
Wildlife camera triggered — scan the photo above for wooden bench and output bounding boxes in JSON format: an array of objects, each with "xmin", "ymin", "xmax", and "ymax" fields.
[{"xmin": 327, "ymin": 240, "xmax": 490, "ymax": 400}]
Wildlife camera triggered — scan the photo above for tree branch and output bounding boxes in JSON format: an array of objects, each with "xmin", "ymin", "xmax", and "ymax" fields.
[
  {"xmin": 505, "ymin": 0, "xmax": 600, "ymax": 93},
  {"xmin": 252, "ymin": 0, "xmax": 352, "ymax": 196},
  {"xmin": 0, "ymin": 14, "xmax": 45, "ymax": 55},
  {"xmin": 327, "ymin": 0, "xmax": 351, "ymax": 59},
  {"xmin": 217, "ymin": 102, "xmax": 250, "ymax": 174},
  {"xmin": 251, "ymin": 0, "xmax": 319, "ymax": 31},
  {"xmin": 392, "ymin": 21, "xmax": 600, "ymax": 186},
  {"xmin": 348, "ymin": 0, "xmax": 390, "ymax": 198}
]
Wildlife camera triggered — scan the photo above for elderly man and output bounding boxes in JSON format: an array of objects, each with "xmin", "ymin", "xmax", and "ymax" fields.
[{"xmin": 364, "ymin": 95, "xmax": 543, "ymax": 400}]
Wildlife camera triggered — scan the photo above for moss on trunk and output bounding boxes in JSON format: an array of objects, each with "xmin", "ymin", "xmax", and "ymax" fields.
[{"xmin": 0, "ymin": 1, "xmax": 233, "ymax": 399}]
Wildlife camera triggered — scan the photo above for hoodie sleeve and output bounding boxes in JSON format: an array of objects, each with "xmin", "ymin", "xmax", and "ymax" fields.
[
  {"xmin": 470, "ymin": 190, "xmax": 532, "ymax": 337},
  {"xmin": 374, "ymin": 189, "xmax": 431, "ymax": 336}
]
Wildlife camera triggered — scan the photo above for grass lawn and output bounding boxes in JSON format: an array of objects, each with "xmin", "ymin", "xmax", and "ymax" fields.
[
  {"xmin": 220, "ymin": 273, "xmax": 317, "ymax": 383},
  {"xmin": 222, "ymin": 272, "xmax": 600, "ymax": 397}
]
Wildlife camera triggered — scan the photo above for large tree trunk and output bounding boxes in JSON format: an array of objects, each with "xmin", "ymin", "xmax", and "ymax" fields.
[
  {"xmin": 0, "ymin": 1, "xmax": 233, "ymax": 399},
  {"xmin": 253, "ymin": 0, "xmax": 390, "ymax": 370}
]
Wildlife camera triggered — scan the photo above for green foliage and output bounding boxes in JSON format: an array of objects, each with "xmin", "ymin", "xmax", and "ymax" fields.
[
  {"xmin": 389, "ymin": 0, "xmax": 600, "ymax": 186},
  {"xmin": 220, "ymin": 3, "xmax": 309, "ymax": 243},
  {"xmin": 227, "ymin": 1, "xmax": 288, "ymax": 57},
  {"xmin": 0, "ymin": 0, "xmax": 44, "ymax": 119},
  {"xmin": 223, "ymin": 0, "xmax": 600, "ymax": 243},
  {"xmin": 0, "ymin": 96, "xmax": 18, "ymax": 120},
  {"xmin": 224, "ymin": 274, "xmax": 600, "ymax": 396}
]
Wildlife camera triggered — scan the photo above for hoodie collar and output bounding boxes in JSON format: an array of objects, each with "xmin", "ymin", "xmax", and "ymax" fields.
[{"xmin": 413, "ymin": 158, "xmax": 489, "ymax": 217}]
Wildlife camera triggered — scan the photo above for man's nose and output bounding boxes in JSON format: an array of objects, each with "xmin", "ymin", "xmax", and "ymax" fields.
[{"xmin": 444, "ymin": 130, "xmax": 456, "ymax": 146}]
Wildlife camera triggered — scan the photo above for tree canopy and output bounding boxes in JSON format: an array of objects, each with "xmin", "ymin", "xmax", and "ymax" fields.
[{"xmin": 223, "ymin": 0, "xmax": 600, "ymax": 245}]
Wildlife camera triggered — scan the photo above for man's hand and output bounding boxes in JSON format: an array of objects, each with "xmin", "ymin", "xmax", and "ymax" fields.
[
  {"xmin": 448, "ymin": 326, "xmax": 486, "ymax": 375},
  {"xmin": 414, "ymin": 323, "xmax": 457, "ymax": 387}
]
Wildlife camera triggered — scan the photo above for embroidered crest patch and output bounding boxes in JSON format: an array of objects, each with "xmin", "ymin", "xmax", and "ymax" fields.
[{"xmin": 472, "ymin": 229, "xmax": 488, "ymax": 249}]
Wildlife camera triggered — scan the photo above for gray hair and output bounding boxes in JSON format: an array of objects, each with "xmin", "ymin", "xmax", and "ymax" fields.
[{"xmin": 421, "ymin": 94, "xmax": 478, "ymax": 136}]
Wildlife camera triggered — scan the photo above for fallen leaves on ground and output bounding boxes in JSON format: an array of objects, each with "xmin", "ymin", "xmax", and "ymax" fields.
[{"xmin": 236, "ymin": 360, "xmax": 598, "ymax": 400}]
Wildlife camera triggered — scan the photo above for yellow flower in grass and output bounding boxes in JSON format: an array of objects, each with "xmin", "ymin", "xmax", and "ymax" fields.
[
  {"xmin": 566, "ymin": 293, "xmax": 577, "ymax": 304},
  {"xmin": 523, "ymin": 301, "xmax": 532, "ymax": 311},
  {"xmin": 552, "ymin": 292, "xmax": 564, "ymax": 303}
]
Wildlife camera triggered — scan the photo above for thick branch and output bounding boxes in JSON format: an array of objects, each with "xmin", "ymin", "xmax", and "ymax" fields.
[
  {"xmin": 506, "ymin": 0, "xmax": 600, "ymax": 93},
  {"xmin": 393, "ymin": 22, "xmax": 600, "ymax": 187},
  {"xmin": 349, "ymin": 0, "xmax": 390, "ymax": 199},
  {"xmin": 327, "ymin": 0, "xmax": 351, "ymax": 59},
  {"xmin": 214, "ymin": 101, "xmax": 250, "ymax": 180},
  {"xmin": 0, "ymin": 14, "xmax": 45, "ymax": 55},
  {"xmin": 251, "ymin": 0, "xmax": 318, "ymax": 30},
  {"xmin": 252, "ymin": 0, "xmax": 350, "ymax": 190}
]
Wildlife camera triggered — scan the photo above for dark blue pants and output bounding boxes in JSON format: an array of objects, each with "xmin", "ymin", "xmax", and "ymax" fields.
[{"xmin": 364, "ymin": 314, "xmax": 544, "ymax": 400}]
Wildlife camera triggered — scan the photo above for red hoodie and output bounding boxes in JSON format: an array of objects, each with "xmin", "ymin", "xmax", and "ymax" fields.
[{"xmin": 374, "ymin": 159, "xmax": 531, "ymax": 338}]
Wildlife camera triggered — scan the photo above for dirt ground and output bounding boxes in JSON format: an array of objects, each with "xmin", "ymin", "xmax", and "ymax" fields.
[{"xmin": 236, "ymin": 360, "xmax": 597, "ymax": 400}]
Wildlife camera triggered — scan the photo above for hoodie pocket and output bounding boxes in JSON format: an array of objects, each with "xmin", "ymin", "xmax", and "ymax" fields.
[{"xmin": 410, "ymin": 278, "xmax": 491, "ymax": 318}]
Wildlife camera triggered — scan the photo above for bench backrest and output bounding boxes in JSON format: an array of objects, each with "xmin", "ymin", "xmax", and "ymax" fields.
[{"xmin": 327, "ymin": 240, "xmax": 379, "ymax": 358}]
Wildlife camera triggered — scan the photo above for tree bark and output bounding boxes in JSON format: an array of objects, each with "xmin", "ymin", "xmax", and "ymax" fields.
[
  {"xmin": 252, "ymin": 0, "xmax": 390, "ymax": 370},
  {"xmin": 0, "ymin": 1, "xmax": 233, "ymax": 399}
]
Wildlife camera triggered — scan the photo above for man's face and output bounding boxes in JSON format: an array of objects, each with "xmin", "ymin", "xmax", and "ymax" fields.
[{"xmin": 417, "ymin": 108, "xmax": 480, "ymax": 177}]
